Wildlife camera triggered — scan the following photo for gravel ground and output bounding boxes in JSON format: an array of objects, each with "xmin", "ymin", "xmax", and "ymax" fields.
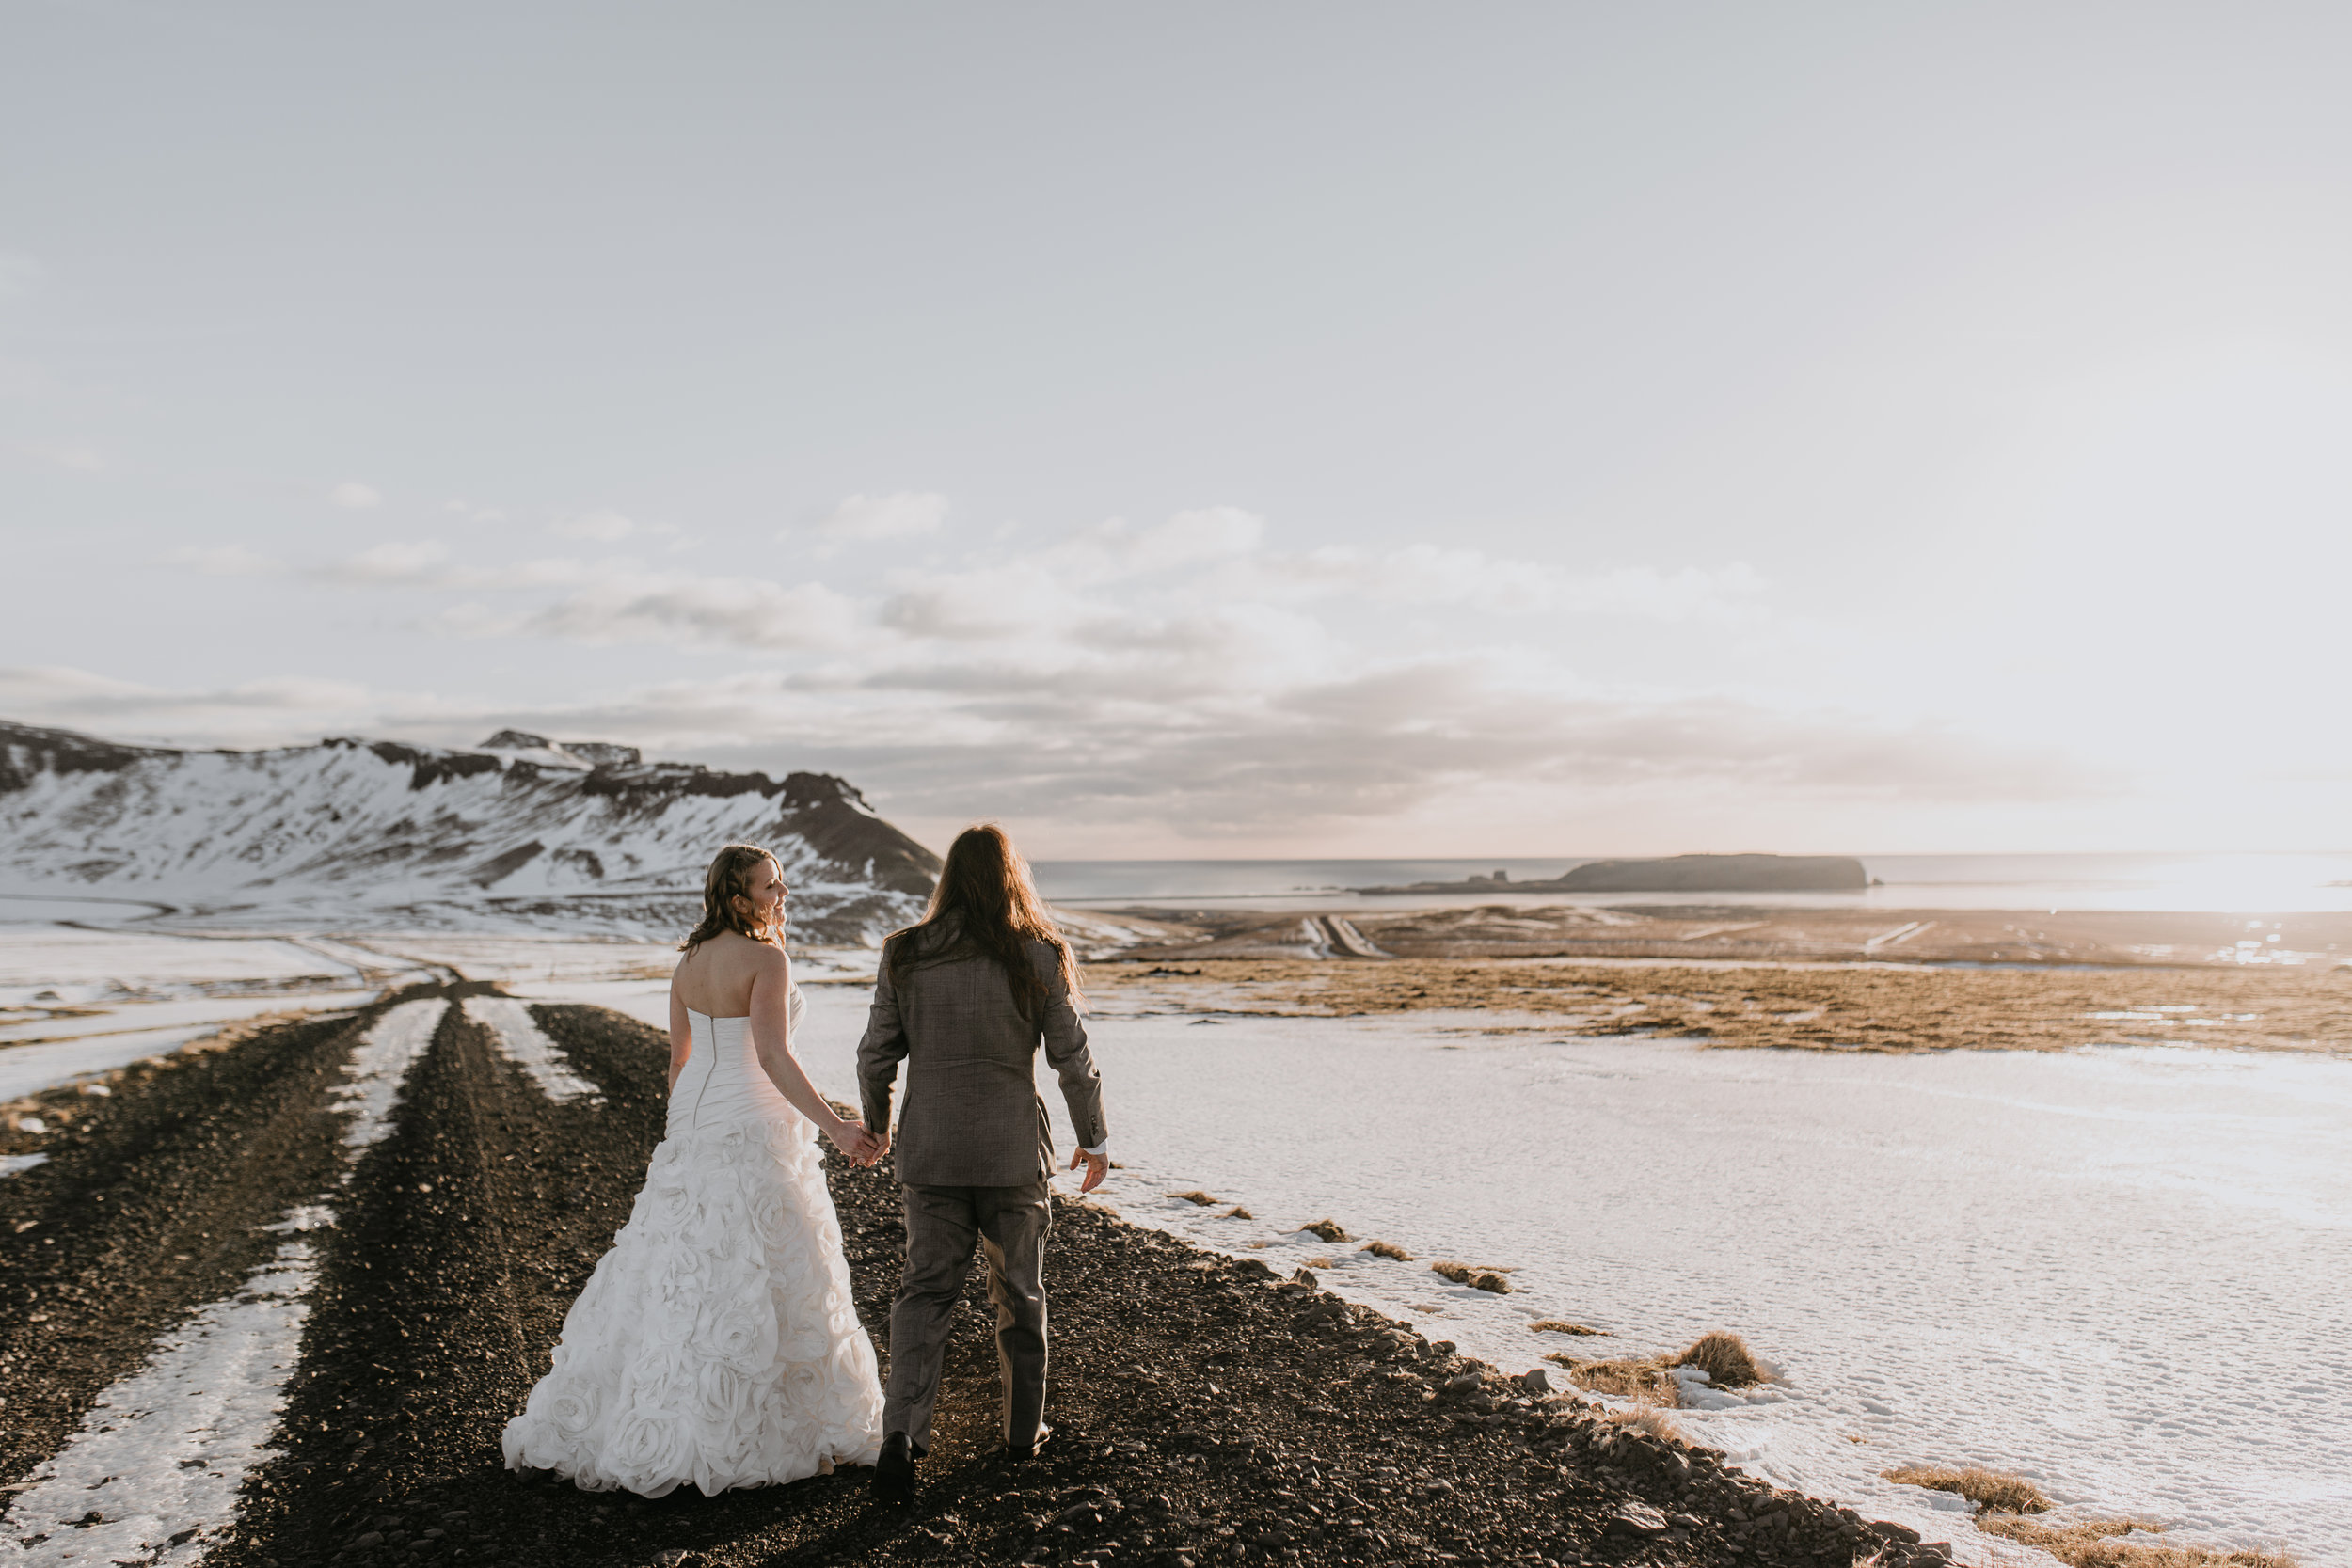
[{"xmin": 4, "ymin": 991, "xmax": 1939, "ymax": 1568}]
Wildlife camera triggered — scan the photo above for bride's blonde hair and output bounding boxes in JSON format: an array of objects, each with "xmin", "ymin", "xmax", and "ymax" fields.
[{"xmin": 679, "ymin": 843, "xmax": 784, "ymax": 953}]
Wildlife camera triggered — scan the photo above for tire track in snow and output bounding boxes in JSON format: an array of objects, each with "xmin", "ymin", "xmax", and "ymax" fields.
[
  {"xmin": 210, "ymin": 995, "xmax": 669, "ymax": 1562},
  {"xmin": 1, "ymin": 999, "xmax": 447, "ymax": 1564},
  {"xmin": 457, "ymin": 998, "xmax": 601, "ymax": 1104},
  {"xmin": 0, "ymin": 1008, "xmax": 368, "ymax": 1494}
]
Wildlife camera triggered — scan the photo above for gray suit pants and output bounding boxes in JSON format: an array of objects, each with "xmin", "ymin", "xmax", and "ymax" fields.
[{"xmin": 882, "ymin": 1180, "xmax": 1052, "ymax": 1453}]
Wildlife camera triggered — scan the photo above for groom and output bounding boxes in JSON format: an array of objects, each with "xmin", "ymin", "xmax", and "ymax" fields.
[{"xmin": 855, "ymin": 892, "xmax": 1109, "ymax": 1501}]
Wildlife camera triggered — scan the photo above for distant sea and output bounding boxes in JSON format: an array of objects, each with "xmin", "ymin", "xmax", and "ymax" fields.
[{"xmin": 1032, "ymin": 850, "xmax": 2352, "ymax": 913}]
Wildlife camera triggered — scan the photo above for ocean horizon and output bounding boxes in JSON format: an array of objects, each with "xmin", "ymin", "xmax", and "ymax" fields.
[{"xmin": 1032, "ymin": 849, "xmax": 2352, "ymax": 913}]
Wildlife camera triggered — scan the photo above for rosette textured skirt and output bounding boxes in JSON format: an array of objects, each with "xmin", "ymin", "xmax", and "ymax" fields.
[{"xmin": 502, "ymin": 1006, "xmax": 884, "ymax": 1497}]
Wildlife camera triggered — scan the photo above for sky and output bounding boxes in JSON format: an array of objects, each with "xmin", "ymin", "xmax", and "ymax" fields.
[{"xmin": 5, "ymin": 2, "xmax": 2351, "ymax": 858}]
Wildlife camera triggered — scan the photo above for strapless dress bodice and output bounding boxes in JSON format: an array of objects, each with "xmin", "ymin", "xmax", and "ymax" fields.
[{"xmin": 667, "ymin": 988, "xmax": 808, "ymax": 1137}]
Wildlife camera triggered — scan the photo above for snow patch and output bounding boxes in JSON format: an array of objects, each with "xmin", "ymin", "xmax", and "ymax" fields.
[
  {"xmin": 332, "ymin": 1000, "xmax": 448, "ymax": 1148},
  {"xmin": 0, "ymin": 999, "xmax": 376, "ymax": 1104},
  {"xmin": 461, "ymin": 995, "xmax": 601, "ymax": 1103},
  {"xmin": 2, "ymin": 1240, "xmax": 319, "ymax": 1565}
]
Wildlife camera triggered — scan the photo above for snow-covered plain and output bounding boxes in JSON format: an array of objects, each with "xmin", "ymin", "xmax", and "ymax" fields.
[
  {"xmin": 0, "ymin": 927, "xmax": 389, "ymax": 1006},
  {"xmin": 0, "ymin": 926, "xmax": 424, "ymax": 1101},
  {"xmin": 707, "ymin": 981, "xmax": 2345, "ymax": 1568},
  {"xmin": 0, "ymin": 926, "xmax": 676, "ymax": 1104},
  {"xmin": 0, "ymin": 997, "xmax": 382, "ymax": 1103}
]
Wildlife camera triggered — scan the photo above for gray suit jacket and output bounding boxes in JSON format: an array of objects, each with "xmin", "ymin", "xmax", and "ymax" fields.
[{"xmin": 856, "ymin": 932, "xmax": 1108, "ymax": 1188}]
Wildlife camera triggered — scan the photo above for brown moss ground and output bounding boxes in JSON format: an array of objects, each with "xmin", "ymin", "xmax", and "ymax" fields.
[
  {"xmin": 1084, "ymin": 958, "xmax": 2351, "ymax": 1054},
  {"xmin": 1883, "ymin": 1465, "xmax": 2050, "ymax": 1513},
  {"xmin": 1976, "ymin": 1513, "xmax": 2297, "ymax": 1568}
]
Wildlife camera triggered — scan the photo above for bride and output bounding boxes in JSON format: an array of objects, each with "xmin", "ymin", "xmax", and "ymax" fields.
[{"xmin": 502, "ymin": 843, "xmax": 886, "ymax": 1497}]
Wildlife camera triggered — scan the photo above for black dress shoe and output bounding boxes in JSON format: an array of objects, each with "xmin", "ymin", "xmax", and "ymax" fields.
[
  {"xmin": 1005, "ymin": 1425, "xmax": 1055, "ymax": 1460},
  {"xmin": 873, "ymin": 1432, "xmax": 915, "ymax": 1502}
]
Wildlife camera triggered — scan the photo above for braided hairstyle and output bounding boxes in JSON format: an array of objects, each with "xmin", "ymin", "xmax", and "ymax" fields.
[
  {"xmin": 678, "ymin": 843, "xmax": 784, "ymax": 954},
  {"xmin": 887, "ymin": 823, "xmax": 1080, "ymax": 1022}
]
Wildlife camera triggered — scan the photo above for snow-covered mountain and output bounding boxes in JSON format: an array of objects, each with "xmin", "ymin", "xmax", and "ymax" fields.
[{"xmin": 0, "ymin": 720, "xmax": 939, "ymax": 942}]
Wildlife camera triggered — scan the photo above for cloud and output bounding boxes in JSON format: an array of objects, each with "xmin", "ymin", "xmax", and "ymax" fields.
[
  {"xmin": 873, "ymin": 508, "xmax": 1274, "ymax": 642},
  {"xmin": 516, "ymin": 575, "xmax": 865, "ymax": 651},
  {"xmin": 318, "ymin": 539, "xmax": 456, "ymax": 584},
  {"xmin": 0, "ymin": 626, "xmax": 2122, "ymax": 860},
  {"xmin": 456, "ymin": 646, "xmax": 2114, "ymax": 847},
  {"xmin": 879, "ymin": 561, "xmax": 1084, "ymax": 641},
  {"xmin": 311, "ymin": 542, "xmax": 628, "ymax": 592},
  {"xmin": 1113, "ymin": 507, "xmax": 1265, "ymax": 572},
  {"xmin": 161, "ymin": 544, "xmax": 283, "ymax": 577},
  {"xmin": 813, "ymin": 491, "xmax": 947, "ymax": 542},
  {"xmin": 329, "ymin": 482, "xmax": 384, "ymax": 509},
  {"xmin": 1261, "ymin": 545, "xmax": 1765, "ymax": 619},
  {"xmin": 0, "ymin": 664, "xmax": 380, "ymax": 747},
  {"xmin": 548, "ymin": 510, "xmax": 636, "ymax": 541},
  {"xmin": 107, "ymin": 502, "xmax": 2116, "ymax": 847}
]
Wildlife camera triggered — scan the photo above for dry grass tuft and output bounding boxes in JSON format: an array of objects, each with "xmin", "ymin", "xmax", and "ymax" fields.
[
  {"xmin": 1167, "ymin": 1190, "xmax": 1219, "ymax": 1205},
  {"xmin": 1883, "ymin": 1465, "xmax": 2049, "ymax": 1514},
  {"xmin": 1223, "ymin": 1205, "xmax": 1253, "ymax": 1220},
  {"xmin": 1304, "ymin": 1254, "xmax": 1335, "ymax": 1269},
  {"xmin": 1548, "ymin": 1354, "xmax": 1680, "ymax": 1405},
  {"xmin": 1677, "ymin": 1330, "xmax": 1766, "ymax": 1387},
  {"xmin": 1300, "ymin": 1217, "xmax": 1350, "ymax": 1243},
  {"xmin": 1976, "ymin": 1514, "xmax": 2296, "ymax": 1568},
  {"xmin": 1360, "ymin": 1239, "xmax": 1413, "ymax": 1261},
  {"xmin": 1430, "ymin": 1259, "xmax": 1512, "ymax": 1293},
  {"xmin": 1530, "ymin": 1320, "xmax": 1608, "ymax": 1336},
  {"xmin": 1609, "ymin": 1404, "xmax": 1686, "ymax": 1442}
]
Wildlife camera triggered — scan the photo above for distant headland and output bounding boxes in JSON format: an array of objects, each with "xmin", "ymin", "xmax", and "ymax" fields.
[{"xmin": 1356, "ymin": 853, "xmax": 1873, "ymax": 895}]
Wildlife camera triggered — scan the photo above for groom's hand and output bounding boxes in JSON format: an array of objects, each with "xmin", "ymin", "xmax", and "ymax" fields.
[{"xmin": 1068, "ymin": 1147, "xmax": 1107, "ymax": 1194}]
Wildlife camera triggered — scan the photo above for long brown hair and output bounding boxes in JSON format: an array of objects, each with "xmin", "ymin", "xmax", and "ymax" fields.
[
  {"xmin": 679, "ymin": 843, "xmax": 783, "ymax": 954},
  {"xmin": 887, "ymin": 823, "xmax": 1080, "ymax": 1021}
]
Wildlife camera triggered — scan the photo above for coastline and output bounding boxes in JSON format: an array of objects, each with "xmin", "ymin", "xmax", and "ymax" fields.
[{"xmin": 1074, "ymin": 904, "xmax": 2352, "ymax": 973}]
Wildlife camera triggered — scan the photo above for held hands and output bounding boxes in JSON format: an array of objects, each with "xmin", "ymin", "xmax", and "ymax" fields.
[
  {"xmin": 1068, "ymin": 1147, "xmax": 1107, "ymax": 1194},
  {"xmin": 826, "ymin": 1117, "xmax": 882, "ymax": 1168}
]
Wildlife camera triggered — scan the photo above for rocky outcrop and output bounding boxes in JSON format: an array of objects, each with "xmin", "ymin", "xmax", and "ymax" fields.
[
  {"xmin": 1555, "ymin": 855, "xmax": 1869, "ymax": 893},
  {"xmin": 477, "ymin": 730, "xmax": 643, "ymax": 767},
  {"xmin": 0, "ymin": 719, "xmax": 938, "ymax": 942},
  {"xmin": 1358, "ymin": 854, "xmax": 1870, "ymax": 896}
]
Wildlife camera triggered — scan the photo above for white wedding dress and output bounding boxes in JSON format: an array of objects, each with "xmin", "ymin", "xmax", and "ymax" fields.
[{"xmin": 502, "ymin": 990, "xmax": 884, "ymax": 1496}]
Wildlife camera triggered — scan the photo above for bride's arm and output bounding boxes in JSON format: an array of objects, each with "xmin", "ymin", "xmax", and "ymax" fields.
[
  {"xmin": 666, "ymin": 971, "xmax": 693, "ymax": 1092},
  {"xmin": 748, "ymin": 950, "xmax": 879, "ymax": 1163}
]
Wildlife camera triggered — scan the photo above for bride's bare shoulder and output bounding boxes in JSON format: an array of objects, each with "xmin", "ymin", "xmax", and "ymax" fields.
[{"xmin": 690, "ymin": 929, "xmax": 788, "ymax": 974}]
